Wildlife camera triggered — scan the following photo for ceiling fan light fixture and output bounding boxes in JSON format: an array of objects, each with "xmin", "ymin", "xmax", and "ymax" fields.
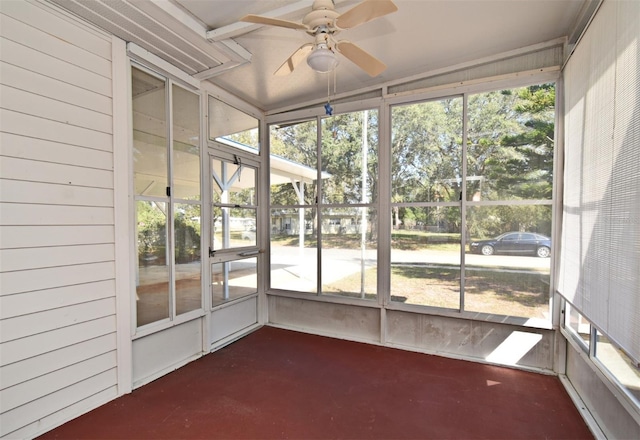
[{"xmin": 307, "ymin": 46, "xmax": 339, "ymax": 73}]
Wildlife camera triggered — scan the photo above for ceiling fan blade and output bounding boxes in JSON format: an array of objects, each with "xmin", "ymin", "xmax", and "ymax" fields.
[
  {"xmin": 336, "ymin": 41, "xmax": 386, "ymax": 77},
  {"xmin": 274, "ymin": 44, "xmax": 314, "ymax": 76},
  {"xmin": 335, "ymin": 0, "xmax": 398, "ymax": 30},
  {"xmin": 240, "ymin": 14, "xmax": 308, "ymax": 31}
]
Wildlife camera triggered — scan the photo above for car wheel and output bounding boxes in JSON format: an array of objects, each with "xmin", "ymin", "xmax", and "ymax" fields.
[
  {"xmin": 481, "ymin": 245, "xmax": 494, "ymax": 256},
  {"xmin": 536, "ymin": 246, "xmax": 550, "ymax": 258}
]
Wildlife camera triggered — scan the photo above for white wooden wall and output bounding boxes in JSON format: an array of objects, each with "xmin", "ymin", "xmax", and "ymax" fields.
[{"xmin": 0, "ymin": 1, "xmax": 119, "ymax": 437}]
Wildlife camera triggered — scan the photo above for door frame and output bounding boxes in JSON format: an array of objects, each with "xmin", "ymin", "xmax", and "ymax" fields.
[{"xmin": 206, "ymin": 145, "xmax": 263, "ymax": 350}]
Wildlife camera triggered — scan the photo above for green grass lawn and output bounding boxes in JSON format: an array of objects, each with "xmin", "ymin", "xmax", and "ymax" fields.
[
  {"xmin": 272, "ymin": 229, "xmax": 550, "ymax": 319},
  {"xmin": 322, "ymin": 265, "xmax": 550, "ymax": 319}
]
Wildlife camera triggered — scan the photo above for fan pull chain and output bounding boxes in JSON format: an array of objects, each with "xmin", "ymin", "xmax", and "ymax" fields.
[
  {"xmin": 324, "ymin": 69, "xmax": 334, "ymax": 115},
  {"xmin": 327, "ymin": 70, "xmax": 330, "ymax": 98},
  {"xmin": 324, "ymin": 67, "xmax": 337, "ymax": 115}
]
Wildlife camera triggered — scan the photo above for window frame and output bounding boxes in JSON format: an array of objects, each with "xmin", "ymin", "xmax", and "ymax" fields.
[
  {"xmin": 131, "ymin": 62, "xmax": 205, "ymax": 336},
  {"xmin": 265, "ymin": 75, "xmax": 560, "ymax": 327},
  {"xmin": 386, "ymin": 83, "xmax": 556, "ymax": 323},
  {"xmin": 209, "ymin": 148, "xmax": 261, "ymax": 257},
  {"xmin": 267, "ymin": 105, "xmax": 381, "ymax": 303},
  {"xmin": 206, "ymin": 91, "xmax": 264, "ymax": 309},
  {"xmin": 561, "ymin": 298, "xmax": 640, "ymax": 415}
]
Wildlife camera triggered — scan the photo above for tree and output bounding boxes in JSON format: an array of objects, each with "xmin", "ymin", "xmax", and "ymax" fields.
[
  {"xmin": 466, "ymin": 84, "xmax": 555, "ymax": 237},
  {"xmin": 497, "ymin": 84, "xmax": 555, "ymax": 200},
  {"xmin": 391, "ymin": 98, "xmax": 463, "ymax": 205},
  {"xmin": 268, "ymin": 84, "xmax": 555, "ymax": 239},
  {"xmin": 137, "ymin": 201, "xmax": 166, "ymax": 264},
  {"xmin": 174, "ymin": 208, "xmax": 201, "ymax": 263},
  {"xmin": 321, "ymin": 111, "xmax": 378, "ymax": 204},
  {"xmin": 466, "ymin": 89, "xmax": 522, "ymax": 200}
]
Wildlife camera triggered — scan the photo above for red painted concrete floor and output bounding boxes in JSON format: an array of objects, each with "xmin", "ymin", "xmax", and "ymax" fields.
[{"xmin": 41, "ymin": 326, "xmax": 593, "ymax": 439}]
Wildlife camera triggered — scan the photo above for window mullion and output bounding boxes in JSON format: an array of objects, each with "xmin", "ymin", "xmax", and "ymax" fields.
[
  {"xmin": 316, "ymin": 115, "xmax": 322, "ymax": 297},
  {"xmin": 167, "ymin": 80, "xmax": 176, "ymax": 321},
  {"xmin": 378, "ymin": 103, "xmax": 391, "ymax": 307},
  {"xmin": 460, "ymin": 93, "xmax": 469, "ymax": 312}
]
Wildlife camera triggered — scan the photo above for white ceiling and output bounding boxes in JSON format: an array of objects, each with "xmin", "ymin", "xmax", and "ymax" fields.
[{"xmin": 171, "ymin": 0, "xmax": 587, "ymax": 112}]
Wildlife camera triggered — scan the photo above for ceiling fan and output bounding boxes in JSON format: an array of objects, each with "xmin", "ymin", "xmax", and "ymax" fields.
[{"xmin": 240, "ymin": 0, "xmax": 398, "ymax": 77}]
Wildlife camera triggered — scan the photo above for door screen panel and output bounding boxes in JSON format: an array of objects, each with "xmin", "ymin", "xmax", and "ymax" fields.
[
  {"xmin": 209, "ymin": 153, "xmax": 260, "ymax": 307},
  {"xmin": 212, "ymin": 258, "xmax": 258, "ymax": 306},
  {"xmin": 211, "ymin": 157, "xmax": 257, "ymax": 251}
]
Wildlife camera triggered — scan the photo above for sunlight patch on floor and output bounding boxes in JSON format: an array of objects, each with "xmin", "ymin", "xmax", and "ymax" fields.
[{"xmin": 485, "ymin": 331, "xmax": 542, "ymax": 366}]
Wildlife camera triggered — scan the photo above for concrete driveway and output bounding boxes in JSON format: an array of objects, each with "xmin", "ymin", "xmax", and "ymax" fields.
[{"xmin": 270, "ymin": 244, "xmax": 550, "ymax": 290}]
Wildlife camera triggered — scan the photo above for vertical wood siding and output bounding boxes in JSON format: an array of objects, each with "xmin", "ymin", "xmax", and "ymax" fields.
[{"xmin": 0, "ymin": 1, "xmax": 118, "ymax": 437}]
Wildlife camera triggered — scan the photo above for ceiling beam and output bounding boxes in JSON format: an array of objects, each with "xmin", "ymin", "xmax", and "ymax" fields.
[
  {"xmin": 206, "ymin": 0, "xmax": 314, "ymax": 41},
  {"xmin": 145, "ymin": 0, "xmax": 253, "ymax": 67}
]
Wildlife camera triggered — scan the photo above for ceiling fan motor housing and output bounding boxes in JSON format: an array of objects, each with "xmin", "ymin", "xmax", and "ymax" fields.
[{"xmin": 304, "ymin": 0, "xmax": 340, "ymax": 31}]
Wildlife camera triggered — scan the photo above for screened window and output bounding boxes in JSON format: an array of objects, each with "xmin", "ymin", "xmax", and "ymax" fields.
[
  {"xmin": 390, "ymin": 97, "xmax": 463, "ymax": 309},
  {"xmin": 563, "ymin": 304, "xmax": 640, "ymax": 408},
  {"xmin": 209, "ymin": 97, "xmax": 259, "ymax": 153},
  {"xmin": 465, "ymin": 86, "xmax": 554, "ymax": 320},
  {"xmin": 269, "ymin": 110, "xmax": 378, "ymax": 299},
  {"xmin": 211, "ymin": 158, "xmax": 258, "ymax": 251},
  {"xmin": 132, "ymin": 66, "xmax": 202, "ymax": 328},
  {"xmin": 564, "ymin": 301, "xmax": 590, "ymax": 350},
  {"xmin": 212, "ymin": 258, "xmax": 258, "ymax": 307},
  {"xmin": 390, "ymin": 84, "xmax": 555, "ymax": 322}
]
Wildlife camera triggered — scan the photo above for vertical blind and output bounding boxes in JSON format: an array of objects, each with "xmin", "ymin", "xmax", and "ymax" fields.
[{"xmin": 559, "ymin": 0, "xmax": 640, "ymax": 364}]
